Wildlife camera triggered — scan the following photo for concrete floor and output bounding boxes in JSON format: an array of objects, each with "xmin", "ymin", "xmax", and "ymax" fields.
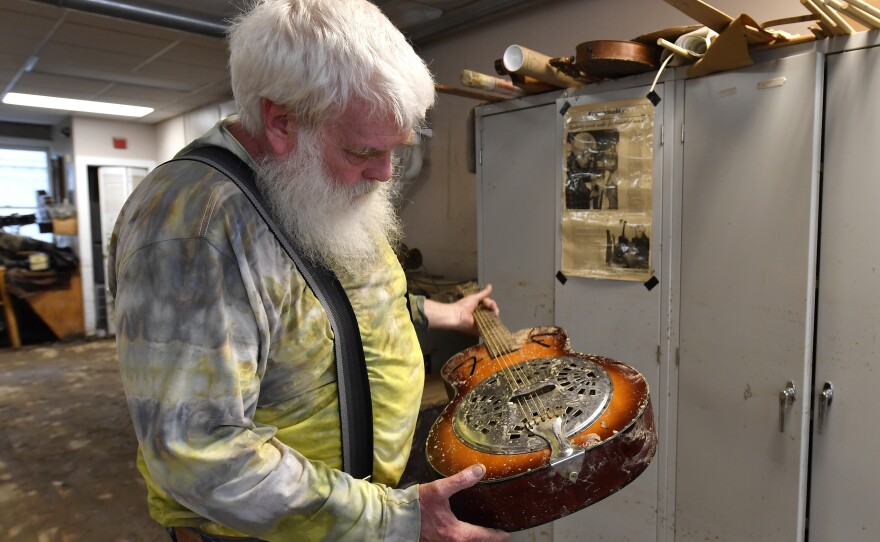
[{"xmin": 0, "ymin": 339, "xmax": 166, "ymax": 542}]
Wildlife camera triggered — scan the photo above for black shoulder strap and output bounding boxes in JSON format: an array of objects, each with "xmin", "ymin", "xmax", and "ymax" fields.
[{"xmin": 173, "ymin": 145, "xmax": 373, "ymax": 480}]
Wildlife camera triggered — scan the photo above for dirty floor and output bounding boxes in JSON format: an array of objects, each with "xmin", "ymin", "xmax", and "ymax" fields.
[{"xmin": 0, "ymin": 340, "xmax": 167, "ymax": 542}]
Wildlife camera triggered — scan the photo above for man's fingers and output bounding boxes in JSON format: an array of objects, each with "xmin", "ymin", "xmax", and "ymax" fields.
[
  {"xmin": 436, "ymin": 464, "xmax": 486, "ymax": 499},
  {"xmin": 478, "ymin": 284, "xmax": 499, "ymax": 315}
]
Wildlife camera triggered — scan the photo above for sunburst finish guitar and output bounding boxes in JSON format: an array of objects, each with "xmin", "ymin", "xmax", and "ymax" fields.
[{"xmin": 426, "ymin": 285, "xmax": 657, "ymax": 531}]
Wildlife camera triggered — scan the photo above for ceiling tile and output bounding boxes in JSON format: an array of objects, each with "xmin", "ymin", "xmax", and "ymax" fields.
[
  {"xmin": 95, "ymin": 83, "xmax": 190, "ymax": 103},
  {"xmin": 64, "ymin": 9, "xmax": 186, "ymax": 41},
  {"xmin": 15, "ymin": 71, "xmax": 112, "ymax": 96},
  {"xmin": 0, "ymin": 51, "xmax": 31, "ymax": 73},
  {"xmin": 0, "ymin": 10, "xmax": 58, "ymax": 41},
  {"xmin": 176, "ymin": 90, "xmax": 233, "ymax": 107},
  {"xmin": 52, "ymin": 21, "xmax": 181, "ymax": 58},
  {"xmin": 39, "ymin": 42, "xmax": 149, "ymax": 72},
  {"xmin": 0, "ymin": 4, "xmax": 62, "ymax": 99},
  {"xmin": 155, "ymin": 41, "xmax": 228, "ymax": 68},
  {"xmin": 177, "ymin": 33, "xmax": 229, "ymax": 49},
  {"xmin": 31, "ymin": 61, "xmax": 201, "ymax": 93},
  {"xmin": 0, "ymin": 0, "xmax": 63, "ymax": 17},
  {"xmin": 0, "ymin": 35, "xmax": 46, "ymax": 57},
  {"xmin": 0, "ymin": 68, "xmax": 17, "ymax": 93},
  {"xmin": 134, "ymin": 59, "xmax": 228, "ymax": 86}
]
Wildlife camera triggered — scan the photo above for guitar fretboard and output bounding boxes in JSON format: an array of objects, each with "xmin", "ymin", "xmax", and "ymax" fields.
[{"xmin": 474, "ymin": 306, "xmax": 519, "ymax": 359}]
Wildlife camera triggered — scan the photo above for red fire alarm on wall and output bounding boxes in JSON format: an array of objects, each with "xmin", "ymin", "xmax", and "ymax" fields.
[{"xmin": 113, "ymin": 137, "xmax": 127, "ymax": 149}]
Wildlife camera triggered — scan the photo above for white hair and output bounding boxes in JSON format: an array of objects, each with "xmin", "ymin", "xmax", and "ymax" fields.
[{"xmin": 228, "ymin": 0, "xmax": 436, "ymax": 135}]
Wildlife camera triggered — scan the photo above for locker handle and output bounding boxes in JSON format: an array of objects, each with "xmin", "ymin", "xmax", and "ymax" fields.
[
  {"xmin": 779, "ymin": 381, "xmax": 796, "ymax": 432},
  {"xmin": 818, "ymin": 382, "xmax": 833, "ymax": 434}
]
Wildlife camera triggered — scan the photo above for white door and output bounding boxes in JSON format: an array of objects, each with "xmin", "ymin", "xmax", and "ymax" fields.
[
  {"xmin": 676, "ymin": 52, "xmax": 822, "ymax": 541},
  {"xmin": 97, "ymin": 166, "xmax": 147, "ymax": 333},
  {"xmin": 809, "ymin": 44, "xmax": 880, "ymax": 541}
]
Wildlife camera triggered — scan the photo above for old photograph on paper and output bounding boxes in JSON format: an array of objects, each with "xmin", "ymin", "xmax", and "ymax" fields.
[{"xmin": 561, "ymin": 98, "xmax": 653, "ymax": 280}]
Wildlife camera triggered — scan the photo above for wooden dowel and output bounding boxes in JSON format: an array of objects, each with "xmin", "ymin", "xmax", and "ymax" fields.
[
  {"xmin": 817, "ymin": 0, "xmax": 856, "ymax": 33},
  {"xmin": 827, "ymin": 0, "xmax": 880, "ymax": 29},
  {"xmin": 847, "ymin": 0, "xmax": 880, "ymax": 20},
  {"xmin": 801, "ymin": 0, "xmax": 845, "ymax": 35},
  {"xmin": 435, "ymin": 83, "xmax": 507, "ymax": 103},
  {"xmin": 460, "ymin": 70, "xmax": 525, "ymax": 97},
  {"xmin": 762, "ymin": 14, "xmax": 820, "ymax": 27}
]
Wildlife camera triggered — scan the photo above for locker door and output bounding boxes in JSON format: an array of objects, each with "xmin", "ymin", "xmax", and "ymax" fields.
[
  {"xmin": 478, "ymin": 103, "xmax": 557, "ymax": 331},
  {"xmin": 809, "ymin": 45, "xmax": 880, "ymax": 541},
  {"xmin": 551, "ymin": 83, "xmax": 672, "ymax": 542},
  {"xmin": 477, "ymin": 102, "xmax": 558, "ymax": 542},
  {"xmin": 676, "ymin": 52, "xmax": 822, "ymax": 541}
]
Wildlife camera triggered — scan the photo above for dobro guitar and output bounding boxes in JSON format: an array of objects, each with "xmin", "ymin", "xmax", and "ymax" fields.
[{"xmin": 426, "ymin": 284, "xmax": 657, "ymax": 531}]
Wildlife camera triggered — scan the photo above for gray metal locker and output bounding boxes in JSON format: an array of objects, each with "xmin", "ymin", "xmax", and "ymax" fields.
[
  {"xmin": 809, "ymin": 42, "xmax": 880, "ymax": 542},
  {"xmin": 675, "ymin": 51, "xmax": 823, "ymax": 541}
]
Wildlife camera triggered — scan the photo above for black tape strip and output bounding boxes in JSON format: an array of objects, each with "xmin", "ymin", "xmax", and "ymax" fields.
[
  {"xmin": 646, "ymin": 91, "xmax": 661, "ymax": 106},
  {"xmin": 644, "ymin": 275, "xmax": 659, "ymax": 291},
  {"xmin": 556, "ymin": 271, "xmax": 568, "ymax": 285},
  {"xmin": 559, "ymin": 101, "xmax": 571, "ymax": 115}
]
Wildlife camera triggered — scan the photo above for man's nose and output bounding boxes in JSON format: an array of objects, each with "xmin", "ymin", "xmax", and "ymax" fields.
[{"xmin": 364, "ymin": 153, "xmax": 394, "ymax": 182}]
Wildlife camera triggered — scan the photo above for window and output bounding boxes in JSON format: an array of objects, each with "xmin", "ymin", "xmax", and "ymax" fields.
[{"xmin": 0, "ymin": 147, "xmax": 51, "ymax": 241}]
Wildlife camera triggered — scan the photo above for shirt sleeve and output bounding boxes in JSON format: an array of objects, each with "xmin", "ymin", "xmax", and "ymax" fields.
[
  {"xmin": 406, "ymin": 293, "xmax": 429, "ymax": 333},
  {"xmin": 113, "ymin": 236, "xmax": 421, "ymax": 541}
]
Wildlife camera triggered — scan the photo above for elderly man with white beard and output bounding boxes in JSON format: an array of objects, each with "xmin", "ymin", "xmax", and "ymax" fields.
[{"xmin": 107, "ymin": 1, "xmax": 507, "ymax": 541}]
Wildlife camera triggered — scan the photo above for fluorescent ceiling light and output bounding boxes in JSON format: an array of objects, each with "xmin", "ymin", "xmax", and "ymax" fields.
[{"xmin": 2, "ymin": 92, "xmax": 153, "ymax": 118}]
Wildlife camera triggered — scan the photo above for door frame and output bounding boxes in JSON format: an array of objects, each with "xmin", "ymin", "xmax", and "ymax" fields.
[{"xmin": 74, "ymin": 156, "xmax": 155, "ymax": 335}]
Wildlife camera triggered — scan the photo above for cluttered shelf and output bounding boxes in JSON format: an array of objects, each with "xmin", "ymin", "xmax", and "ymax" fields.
[
  {"xmin": 436, "ymin": 0, "xmax": 880, "ymax": 102},
  {"xmin": 0, "ymin": 228, "xmax": 84, "ymax": 349}
]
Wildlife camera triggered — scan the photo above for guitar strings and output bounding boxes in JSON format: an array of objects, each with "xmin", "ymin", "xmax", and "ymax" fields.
[
  {"xmin": 463, "ymin": 284, "xmax": 538, "ymax": 421},
  {"xmin": 471, "ymin": 306, "xmax": 534, "ymax": 421},
  {"xmin": 476, "ymin": 308, "xmax": 554, "ymax": 427},
  {"xmin": 472, "ymin": 300, "xmax": 553, "ymax": 426}
]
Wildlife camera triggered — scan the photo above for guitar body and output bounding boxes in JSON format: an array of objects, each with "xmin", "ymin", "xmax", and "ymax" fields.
[{"xmin": 426, "ymin": 325, "xmax": 657, "ymax": 531}]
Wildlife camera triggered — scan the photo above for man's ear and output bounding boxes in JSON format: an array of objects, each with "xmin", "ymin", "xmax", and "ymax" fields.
[{"xmin": 261, "ymin": 98, "xmax": 298, "ymax": 156}]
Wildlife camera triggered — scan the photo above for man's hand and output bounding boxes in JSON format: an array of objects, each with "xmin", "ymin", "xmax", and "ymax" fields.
[
  {"xmin": 418, "ymin": 464, "xmax": 509, "ymax": 542},
  {"xmin": 424, "ymin": 284, "xmax": 499, "ymax": 335}
]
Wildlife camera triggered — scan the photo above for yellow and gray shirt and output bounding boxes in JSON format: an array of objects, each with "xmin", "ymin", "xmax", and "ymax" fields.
[{"xmin": 108, "ymin": 120, "xmax": 425, "ymax": 541}]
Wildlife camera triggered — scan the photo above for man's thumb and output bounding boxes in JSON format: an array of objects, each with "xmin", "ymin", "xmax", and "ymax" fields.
[{"xmin": 441, "ymin": 464, "xmax": 486, "ymax": 497}]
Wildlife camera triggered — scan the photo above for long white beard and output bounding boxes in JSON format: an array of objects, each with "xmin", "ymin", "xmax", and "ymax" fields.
[{"xmin": 254, "ymin": 131, "xmax": 401, "ymax": 277}]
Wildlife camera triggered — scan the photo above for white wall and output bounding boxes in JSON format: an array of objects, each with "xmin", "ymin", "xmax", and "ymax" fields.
[
  {"xmin": 71, "ymin": 116, "xmax": 157, "ymax": 160},
  {"xmin": 406, "ymin": 0, "xmax": 815, "ymax": 280},
  {"xmin": 156, "ymin": 115, "xmax": 186, "ymax": 164},
  {"xmin": 155, "ymin": 99, "xmax": 237, "ymax": 162}
]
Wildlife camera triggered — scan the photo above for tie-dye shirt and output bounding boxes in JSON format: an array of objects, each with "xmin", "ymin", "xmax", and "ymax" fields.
[{"xmin": 108, "ymin": 119, "xmax": 425, "ymax": 541}]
